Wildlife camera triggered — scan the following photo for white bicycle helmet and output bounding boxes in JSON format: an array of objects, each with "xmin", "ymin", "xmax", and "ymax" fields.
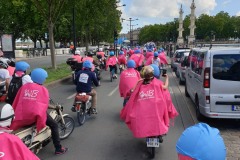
[
  {"xmin": 0, "ymin": 58, "xmax": 9, "ymax": 69},
  {"xmin": 75, "ymin": 50, "xmax": 81, "ymax": 55},
  {"xmin": 0, "ymin": 103, "xmax": 14, "ymax": 127}
]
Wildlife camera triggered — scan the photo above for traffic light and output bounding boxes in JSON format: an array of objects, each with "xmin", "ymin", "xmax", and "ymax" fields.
[{"xmin": 114, "ymin": 30, "xmax": 118, "ymax": 38}]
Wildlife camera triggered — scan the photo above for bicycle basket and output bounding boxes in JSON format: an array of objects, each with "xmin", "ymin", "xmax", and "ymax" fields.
[{"xmin": 75, "ymin": 94, "xmax": 90, "ymax": 102}]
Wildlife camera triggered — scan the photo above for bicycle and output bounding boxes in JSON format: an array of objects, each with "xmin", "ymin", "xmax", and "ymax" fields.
[
  {"xmin": 26, "ymin": 49, "xmax": 34, "ymax": 58},
  {"xmin": 146, "ymin": 135, "xmax": 164, "ymax": 159},
  {"xmin": 110, "ymin": 67, "xmax": 115, "ymax": 82}
]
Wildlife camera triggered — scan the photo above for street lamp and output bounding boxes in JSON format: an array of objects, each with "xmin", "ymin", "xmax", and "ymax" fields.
[
  {"xmin": 122, "ymin": 18, "xmax": 139, "ymax": 47},
  {"xmin": 113, "ymin": 3, "xmax": 126, "ymax": 55},
  {"xmin": 128, "ymin": 24, "xmax": 138, "ymax": 46}
]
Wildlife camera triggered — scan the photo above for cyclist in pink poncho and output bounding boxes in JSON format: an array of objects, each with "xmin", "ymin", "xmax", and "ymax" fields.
[
  {"xmin": 106, "ymin": 51, "xmax": 118, "ymax": 79},
  {"xmin": 119, "ymin": 60, "xmax": 140, "ymax": 106},
  {"xmin": 0, "ymin": 102, "xmax": 40, "ymax": 160},
  {"xmin": 10, "ymin": 68, "xmax": 68, "ymax": 155},
  {"xmin": 129, "ymin": 49, "xmax": 145, "ymax": 71},
  {"xmin": 120, "ymin": 66, "xmax": 178, "ymax": 138}
]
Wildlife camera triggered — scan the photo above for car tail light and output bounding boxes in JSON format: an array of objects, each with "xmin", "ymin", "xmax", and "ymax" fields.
[
  {"xmin": 206, "ymin": 96, "xmax": 210, "ymax": 104},
  {"xmin": 203, "ymin": 68, "xmax": 210, "ymax": 88}
]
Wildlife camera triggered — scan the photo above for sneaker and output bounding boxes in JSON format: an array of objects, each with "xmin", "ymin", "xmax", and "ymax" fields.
[
  {"xmin": 91, "ymin": 108, "xmax": 98, "ymax": 114},
  {"xmin": 55, "ymin": 147, "xmax": 68, "ymax": 155},
  {"xmin": 71, "ymin": 106, "xmax": 76, "ymax": 112}
]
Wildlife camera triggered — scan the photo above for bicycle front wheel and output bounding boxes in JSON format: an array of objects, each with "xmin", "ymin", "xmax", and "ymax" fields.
[{"xmin": 58, "ymin": 116, "xmax": 75, "ymax": 140}]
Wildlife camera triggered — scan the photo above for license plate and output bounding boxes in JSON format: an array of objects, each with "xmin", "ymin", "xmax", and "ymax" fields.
[
  {"xmin": 146, "ymin": 138, "xmax": 159, "ymax": 147},
  {"xmin": 232, "ymin": 105, "xmax": 240, "ymax": 111}
]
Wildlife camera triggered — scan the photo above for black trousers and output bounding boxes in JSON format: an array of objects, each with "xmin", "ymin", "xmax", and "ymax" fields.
[
  {"xmin": 46, "ymin": 113, "xmax": 61, "ymax": 149},
  {"xmin": 109, "ymin": 65, "xmax": 117, "ymax": 74}
]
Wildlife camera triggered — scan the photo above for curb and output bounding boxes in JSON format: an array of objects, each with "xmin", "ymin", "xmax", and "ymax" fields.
[{"xmin": 44, "ymin": 75, "xmax": 72, "ymax": 89}]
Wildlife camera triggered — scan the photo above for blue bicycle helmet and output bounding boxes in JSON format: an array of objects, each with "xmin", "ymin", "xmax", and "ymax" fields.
[
  {"xmin": 127, "ymin": 60, "xmax": 136, "ymax": 68},
  {"xmin": 154, "ymin": 52, "xmax": 158, "ymax": 57},
  {"xmin": 109, "ymin": 51, "xmax": 114, "ymax": 56},
  {"xmin": 176, "ymin": 123, "xmax": 226, "ymax": 160},
  {"xmin": 83, "ymin": 60, "xmax": 92, "ymax": 69},
  {"xmin": 150, "ymin": 64, "xmax": 160, "ymax": 78},
  {"xmin": 147, "ymin": 49, "xmax": 152, "ymax": 52},
  {"xmin": 119, "ymin": 51, "xmax": 124, "ymax": 55},
  {"xmin": 134, "ymin": 49, "xmax": 141, "ymax": 54},
  {"xmin": 15, "ymin": 61, "xmax": 30, "ymax": 71},
  {"xmin": 31, "ymin": 68, "xmax": 48, "ymax": 85}
]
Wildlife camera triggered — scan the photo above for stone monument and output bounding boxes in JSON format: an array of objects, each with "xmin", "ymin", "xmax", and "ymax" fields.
[
  {"xmin": 188, "ymin": 0, "xmax": 196, "ymax": 45},
  {"xmin": 177, "ymin": 4, "xmax": 184, "ymax": 46}
]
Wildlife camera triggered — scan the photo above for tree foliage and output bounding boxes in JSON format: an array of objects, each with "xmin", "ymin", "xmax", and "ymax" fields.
[
  {"xmin": 0, "ymin": 0, "xmax": 121, "ymax": 68},
  {"xmin": 138, "ymin": 11, "xmax": 240, "ymax": 45}
]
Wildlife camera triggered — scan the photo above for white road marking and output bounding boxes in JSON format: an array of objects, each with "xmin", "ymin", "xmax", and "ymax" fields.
[
  {"xmin": 108, "ymin": 86, "xmax": 119, "ymax": 96},
  {"xmin": 169, "ymin": 87, "xmax": 173, "ymax": 94},
  {"xmin": 67, "ymin": 93, "xmax": 76, "ymax": 99}
]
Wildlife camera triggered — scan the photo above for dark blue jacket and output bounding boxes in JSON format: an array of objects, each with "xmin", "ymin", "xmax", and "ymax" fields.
[{"xmin": 75, "ymin": 69, "xmax": 99, "ymax": 93}]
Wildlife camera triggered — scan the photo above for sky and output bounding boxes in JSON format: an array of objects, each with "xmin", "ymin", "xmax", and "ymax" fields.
[{"xmin": 119, "ymin": 0, "xmax": 240, "ymax": 34}]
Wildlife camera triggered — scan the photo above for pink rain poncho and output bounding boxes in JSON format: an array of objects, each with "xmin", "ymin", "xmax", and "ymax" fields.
[
  {"xmin": 106, "ymin": 56, "xmax": 117, "ymax": 69},
  {"xmin": 119, "ymin": 68, "xmax": 141, "ymax": 98},
  {"xmin": 129, "ymin": 54, "xmax": 145, "ymax": 68},
  {"xmin": 82, "ymin": 56, "xmax": 93, "ymax": 63},
  {"xmin": 145, "ymin": 56, "xmax": 154, "ymax": 66},
  {"xmin": 97, "ymin": 51, "xmax": 105, "ymax": 59},
  {"xmin": 0, "ymin": 128, "xmax": 40, "ymax": 160},
  {"xmin": 7, "ymin": 66, "xmax": 15, "ymax": 76},
  {"xmin": 158, "ymin": 52, "xmax": 168, "ymax": 65},
  {"xmin": 117, "ymin": 55, "xmax": 127, "ymax": 65},
  {"xmin": 145, "ymin": 51, "xmax": 154, "ymax": 59},
  {"xmin": 120, "ymin": 78, "xmax": 178, "ymax": 138},
  {"xmin": 72, "ymin": 55, "xmax": 82, "ymax": 63},
  {"xmin": 10, "ymin": 83, "xmax": 49, "ymax": 132},
  {"xmin": 158, "ymin": 81, "xmax": 178, "ymax": 119}
]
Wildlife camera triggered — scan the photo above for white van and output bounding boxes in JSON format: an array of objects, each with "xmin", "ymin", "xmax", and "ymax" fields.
[{"xmin": 185, "ymin": 47, "xmax": 240, "ymax": 120}]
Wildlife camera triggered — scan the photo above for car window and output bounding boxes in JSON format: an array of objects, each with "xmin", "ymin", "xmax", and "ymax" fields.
[
  {"xmin": 189, "ymin": 51, "xmax": 206, "ymax": 75},
  {"xmin": 213, "ymin": 54, "xmax": 240, "ymax": 81},
  {"xmin": 175, "ymin": 51, "xmax": 185, "ymax": 58}
]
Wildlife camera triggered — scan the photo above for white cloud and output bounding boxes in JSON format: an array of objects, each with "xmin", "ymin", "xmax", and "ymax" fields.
[
  {"xmin": 236, "ymin": 11, "xmax": 240, "ymax": 16},
  {"xmin": 127, "ymin": 0, "xmax": 217, "ymax": 19},
  {"xmin": 222, "ymin": 0, "xmax": 231, "ymax": 6}
]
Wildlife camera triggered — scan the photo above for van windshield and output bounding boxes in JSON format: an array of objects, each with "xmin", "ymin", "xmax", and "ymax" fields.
[
  {"xmin": 213, "ymin": 54, "xmax": 240, "ymax": 81},
  {"xmin": 175, "ymin": 51, "xmax": 185, "ymax": 58}
]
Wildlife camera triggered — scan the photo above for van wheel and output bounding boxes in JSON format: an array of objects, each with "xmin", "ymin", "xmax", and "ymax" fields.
[
  {"xmin": 185, "ymin": 83, "xmax": 190, "ymax": 97},
  {"xmin": 195, "ymin": 97, "xmax": 205, "ymax": 122}
]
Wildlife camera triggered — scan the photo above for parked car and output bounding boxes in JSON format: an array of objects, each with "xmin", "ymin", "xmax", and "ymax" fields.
[
  {"xmin": 104, "ymin": 45, "xmax": 110, "ymax": 50},
  {"xmin": 171, "ymin": 48, "xmax": 190, "ymax": 72},
  {"xmin": 176, "ymin": 55, "xmax": 189, "ymax": 85},
  {"xmin": 185, "ymin": 47, "xmax": 240, "ymax": 121}
]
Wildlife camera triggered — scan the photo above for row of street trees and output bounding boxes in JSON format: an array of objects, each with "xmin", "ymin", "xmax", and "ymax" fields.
[
  {"xmin": 138, "ymin": 11, "xmax": 240, "ymax": 45},
  {"xmin": 0, "ymin": 0, "xmax": 122, "ymax": 68}
]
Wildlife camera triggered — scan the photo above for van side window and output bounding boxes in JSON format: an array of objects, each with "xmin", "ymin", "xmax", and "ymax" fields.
[
  {"xmin": 195, "ymin": 52, "xmax": 205, "ymax": 75},
  {"xmin": 190, "ymin": 50, "xmax": 198, "ymax": 72},
  {"xmin": 213, "ymin": 54, "xmax": 240, "ymax": 81}
]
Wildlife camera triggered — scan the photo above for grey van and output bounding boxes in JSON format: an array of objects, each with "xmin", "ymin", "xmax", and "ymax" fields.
[{"xmin": 185, "ymin": 47, "xmax": 240, "ymax": 120}]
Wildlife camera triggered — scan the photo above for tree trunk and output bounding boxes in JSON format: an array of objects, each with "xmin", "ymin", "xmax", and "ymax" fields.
[
  {"xmin": 48, "ymin": 21, "xmax": 56, "ymax": 69},
  {"xmin": 39, "ymin": 39, "xmax": 42, "ymax": 48}
]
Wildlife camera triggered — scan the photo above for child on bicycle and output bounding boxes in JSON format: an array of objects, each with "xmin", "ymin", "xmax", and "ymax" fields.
[{"xmin": 106, "ymin": 51, "xmax": 118, "ymax": 79}]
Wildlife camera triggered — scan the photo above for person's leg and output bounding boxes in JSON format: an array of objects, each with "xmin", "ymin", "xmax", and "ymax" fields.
[
  {"xmin": 46, "ymin": 114, "xmax": 68, "ymax": 155},
  {"xmin": 89, "ymin": 89, "xmax": 97, "ymax": 114},
  {"xmin": 114, "ymin": 65, "xmax": 118, "ymax": 74}
]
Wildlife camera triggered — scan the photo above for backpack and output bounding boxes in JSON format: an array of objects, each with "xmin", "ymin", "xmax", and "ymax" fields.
[{"xmin": 6, "ymin": 74, "xmax": 23, "ymax": 105}]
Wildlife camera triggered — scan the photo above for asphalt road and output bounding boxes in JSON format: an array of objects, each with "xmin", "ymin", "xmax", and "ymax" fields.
[
  {"xmin": 17, "ymin": 55, "xmax": 240, "ymax": 159},
  {"xmin": 16, "ymin": 54, "xmax": 72, "ymax": 69},
  {"xmin": 37, "ymin": 66, "xmax": 196, "ymax": 160}
]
